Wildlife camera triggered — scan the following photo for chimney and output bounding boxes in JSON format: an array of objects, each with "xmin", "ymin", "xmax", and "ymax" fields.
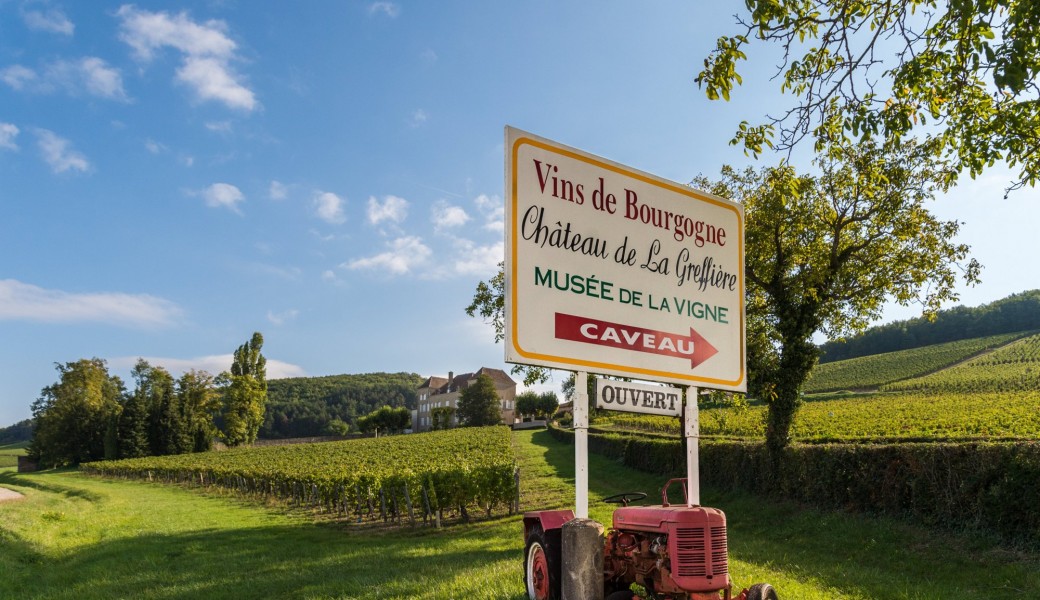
[{"xmin": 448, "ymin": 371, "xmax": 454, "ymax": 392}]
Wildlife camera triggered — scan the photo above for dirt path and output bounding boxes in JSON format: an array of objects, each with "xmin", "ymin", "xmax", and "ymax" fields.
[{"xmin": 0, "ymin": 486, "xmax": 25, "ymax": 502}]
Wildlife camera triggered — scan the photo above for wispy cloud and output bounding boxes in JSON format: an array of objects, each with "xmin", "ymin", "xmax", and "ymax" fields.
[
  {"xmin": 431, "ymin": 200, "xmax": 470, "ymax": 230},
  {"xmin": 35, "ymin": 129, "xmax": 89, "ymax": 173},
  {"xmin": 201, "ymin": 182, "xmax": 244, "ymax": 213},
  {"xmin": 110, "ymin": 354, "xmax": 306, "ymax": 379},
  {"xmin": 367, "ymin": 195, "xmax": 408, "ymax": 225},
  {"xmin": 22, "ymin": 8, "xmax": 74, "ymax": 35},
  {"xmin": 269, "ymin": 180, "xmax": 288, "ymax": 200},
  {"xmin": 0, "ymin": 279, "xmax": 182, "ymax": 328},
  {"xmin": 475, "ymin": 193, "xmax": 504, "ymax": 232},
  {"xmin": 0, "ymin": 57, "xmax": 127, "ymax": 100},
  {"xmin": 205, "ymin": 120, "xmax": 232, "ymax": 133},
  {"xmin": 0, "ymin": 123, "xmax": 18, "ymax": 150},
  {"xmin": 452, "ymin": 239, "xmax": 503, "ymax": 276},
  {"xmin": 266, "ymin": 308, "xmax": 299, "ymax": 326},
  {"xmin": 409, "ymin": 108, "xmax": 428, "ymax": 127},
  {"xmin": 117, "ymin": 5, "xmax": 256, "ymax": 111},
  {"xmin": 314, "ymin": 191, "xmax": 346, "ymax": 224},
  {"xmin": 144, "ymin": 138, "xmax": 165, "ymax": 154},
  {"xmin": 345, "ymin": 236, "xmax": 431, "ymax": 275},
  {"xmin": 368, "ymin": 2, "xmax": 400, "ymax": 18}
]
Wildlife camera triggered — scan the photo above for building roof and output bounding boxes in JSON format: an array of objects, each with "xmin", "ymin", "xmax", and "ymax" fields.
[
  {"xmin": 424, "ymin": 367, "xmax": 516, "ymax": 395},
  {"xmin": 418, "ymin": 376, "xmax": 449, "ymax": 390}
]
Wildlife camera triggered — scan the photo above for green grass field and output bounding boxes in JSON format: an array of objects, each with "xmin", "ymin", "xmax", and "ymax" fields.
[
  {"xmin": 2, "ymin": 430, "xmax": 1038, "ymax": 599},
  {"xmin": 0, "ymin": 441, "xmax": 27, "ymax": 468}
]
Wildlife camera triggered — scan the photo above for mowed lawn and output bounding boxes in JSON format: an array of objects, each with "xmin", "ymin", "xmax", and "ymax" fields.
[{"xmin": 1, "ymin": 430, "xmax": 1038, "ymax": 599}]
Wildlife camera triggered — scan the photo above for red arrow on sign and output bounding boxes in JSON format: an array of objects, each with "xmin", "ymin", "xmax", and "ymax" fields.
[{"xmin": 554, "ymin": 312, "xmax": 719, "ymax": 369}]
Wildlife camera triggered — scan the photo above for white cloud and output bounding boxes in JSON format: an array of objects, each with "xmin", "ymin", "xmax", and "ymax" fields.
[
  {"xmin": 345, "ymin": 236, "xmax": 431, "ymax": 275},
  {"xmin": 111, "ymin": 354, "xmax": 306, "ymax": 379},
  {"xmin": 205, "ymin": 120, "xmax": 232, "ymax": 133},
  {"xmin": 420, "ymin": 48, "xmax": 438, "ymax": 64},
  {"xmin": 22, "ymin": 8, "xmax": 74, "ymax": 35},
  {"xmin": 0, "ymin": 279, "xmax": 182, "ymax": 328},
  {"xmin": 431, "ymin": 200, "xmax": 470, "ymax": 230},
  {"xmin": 35, "ymin": 129, "xmax": 89, "ymax": 173},
  {"xmin": 177, "ymin": 56, "xmax": 255, "ymax": 111},
  {"xmin": 76, "ymin": 57, "xmax": 127, "ymax": 99},
  {"xmin": 475, "ymin": 193, "xmax": 504, "ymax": 231},
  {"xmin": 314, "ymin": 191, "xmax": 346, "ymax": 224},
  {"xmin": 368, "ymin": 2, "xmax": 400, "ymax": 17},
  {"xmin": 0, "ymin": 123, "xmax": 18, "ymax": 150},
  {"xmin": 269, "ymin": 180, "xmax": 287, "ymax": 200},
  {"xmin": 410, "ymin": 108, "xmax": 428, "ymax": 127},
  {"xmin": 452, "ymin": 239, "xmax": 503, "ymax": 276},
  {"xmin": 116, "ymin": 5, "xmax": 256, "ymax": 111},
  {"xmin": 0, "ymin": 58, "xmax": 127, "ymax": 100},
  {"xmin": 0, "ymin": 65, "xmax": 36, "ymax": 90},
  {"xmin": 201, "ymin": 182, "xmax": 244, "ymax": 213},
  {"xmin": 367, "ymin": 195, "xmax": 408, "ymax": 225},
  {"xmin": 266, "ymin": 308, "xmax": 299, "ymax": 326},
  {"xmin": 144, "ymin": 138, "xmax": 165, "ymax": 154}
]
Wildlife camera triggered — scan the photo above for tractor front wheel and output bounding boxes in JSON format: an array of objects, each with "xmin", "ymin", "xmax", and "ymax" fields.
[
  {"xmin": 524, "ymin": 525, "xmax": 561, "ymax": 600},
  {"xmin": 746, "ymin": 583, "xmax": 778, "ymax": 600}
]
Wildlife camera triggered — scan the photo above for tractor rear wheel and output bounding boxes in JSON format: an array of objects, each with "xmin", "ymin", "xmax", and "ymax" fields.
[
  {"xmin": 746, "ymin": 583, "xmax": 778, "ymax": 600},
  {"xmin": 524, "ymin": 524, "xmax": 561, "ymax": 600}
]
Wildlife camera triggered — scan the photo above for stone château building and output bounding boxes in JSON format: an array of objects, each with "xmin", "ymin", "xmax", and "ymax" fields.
[{"xmin": 413, "ymin": 367, "xmax": 517, "ymax": 431}]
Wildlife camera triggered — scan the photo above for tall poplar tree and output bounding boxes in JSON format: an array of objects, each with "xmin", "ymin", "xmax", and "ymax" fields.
[{"xmin": 221, "ymin": 332, "xmax": 268, "ymax": 446}]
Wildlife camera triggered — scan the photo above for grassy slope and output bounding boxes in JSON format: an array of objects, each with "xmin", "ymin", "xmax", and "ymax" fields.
[
  {"xmin": 0, "ymin": 441, "xmax": 28, "ymax": 468},
  {"xmin": 805, "ymin": 332, "xmax": 1028, "ymax": 392},
  {"xmin": 1, "ymin": 431, "xmax": 1038, "ymax": 599}
]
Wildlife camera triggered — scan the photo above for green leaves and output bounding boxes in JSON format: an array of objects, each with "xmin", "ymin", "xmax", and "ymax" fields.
[{"xmin": 699, "ymin": 0, "xmax": 1040, "ymax": 193}]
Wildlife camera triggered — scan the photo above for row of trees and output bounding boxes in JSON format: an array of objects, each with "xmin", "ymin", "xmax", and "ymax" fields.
[
  {"xmin": 28, "ymin": 333, "xmax": 268, "ymax": 468},
  {"xmin": 514, "ymin": 390, "xmax": 559, "ymax": 420},
  {"xmin": 819, "ymin": 290, "xmax": 1040, "ymax": 363}
]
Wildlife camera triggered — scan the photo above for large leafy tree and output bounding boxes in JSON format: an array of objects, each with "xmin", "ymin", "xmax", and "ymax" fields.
[
  {"xmin": 178, "ymin": 369, "xmax": 219, "ymax": 452},
  {"xmin": 28, "ymin": 358, "xmax": 124, "ymax": 467},
  {"xmin": 456, "ymin": 374, "xmax": 503, "ymax": 427},
  {"xmin": 221, "ymin": 332, "xmax": 268, "ymax": 446},
  {"xmin": 693, "ymin": 138, "xmax": 978, "ymax": 456},
  {"xmin": 697, "ymin": 0, "xmax": 1040, "ymax": 194},
  {"xmin": 515, "ymin": 391, "xmax": 558, "ymax": 420},
  {"xmin": 356, "ymin": 405, "xmax": 411, "ymax": 436}
]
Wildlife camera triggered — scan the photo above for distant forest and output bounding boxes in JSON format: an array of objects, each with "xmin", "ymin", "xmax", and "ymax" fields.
[
  {"xmin": 819, "ymin": 290, "xmax": 1040, "ymax": 363},
  {"xmin": 261, "ymin": 372, "xmax": 423, "ymax": 438}
]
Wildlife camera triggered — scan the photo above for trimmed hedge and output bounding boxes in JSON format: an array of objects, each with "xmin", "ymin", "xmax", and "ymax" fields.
[{"xmin": 548, "ymin": 425, "xmax": 1040, "ymax": 546}]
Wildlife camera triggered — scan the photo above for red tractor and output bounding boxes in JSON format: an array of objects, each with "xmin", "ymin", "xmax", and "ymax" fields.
[{"xmin": 523, "ymin": 479, "xmax": 777, "ymax": 600}]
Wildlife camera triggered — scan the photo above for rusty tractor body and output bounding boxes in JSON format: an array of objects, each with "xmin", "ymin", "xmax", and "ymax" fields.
[{"xmin": 523, "ymin": 479, "xmax": 776, "ymax": 600}]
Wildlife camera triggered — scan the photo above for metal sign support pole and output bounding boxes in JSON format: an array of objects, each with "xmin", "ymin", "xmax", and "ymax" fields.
[
  {"xmin": 574, "ymin": 370, "xmax": 589, "ymax": 518},
  {"xmin": 684, "ymin": 386, "xmax": 700, "ymax": 506}
]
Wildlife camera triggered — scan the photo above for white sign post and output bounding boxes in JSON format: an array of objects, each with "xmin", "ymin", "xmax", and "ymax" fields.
[{"xmin": 504, "ymin": 127, "xmax": 745, "ymax": 514}]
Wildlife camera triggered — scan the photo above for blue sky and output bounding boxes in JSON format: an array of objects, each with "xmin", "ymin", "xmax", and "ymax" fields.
[{"xmin": 1, "ymin": 1, "xmax": 1036, "ymax": 427}]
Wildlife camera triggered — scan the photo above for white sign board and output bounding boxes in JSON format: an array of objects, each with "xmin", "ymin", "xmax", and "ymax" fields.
[
  {"xmin": 505, "ymin": 127, "xmax": 746, "ymax": 391},
  {"xmin": 595, "ymin": 379, "xmax": 681, "ymax": 417}
]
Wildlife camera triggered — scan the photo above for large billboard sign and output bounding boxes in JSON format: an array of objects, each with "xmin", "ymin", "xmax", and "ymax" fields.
[{"xmin": 504, "ymin": 127, "xmax": 746, "ymax": 391}]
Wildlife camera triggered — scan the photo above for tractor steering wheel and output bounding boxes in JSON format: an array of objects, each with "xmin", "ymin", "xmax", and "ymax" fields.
[{"xmin": 601, "ymin": 492, "xmax": 647, "ymax": 507}]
